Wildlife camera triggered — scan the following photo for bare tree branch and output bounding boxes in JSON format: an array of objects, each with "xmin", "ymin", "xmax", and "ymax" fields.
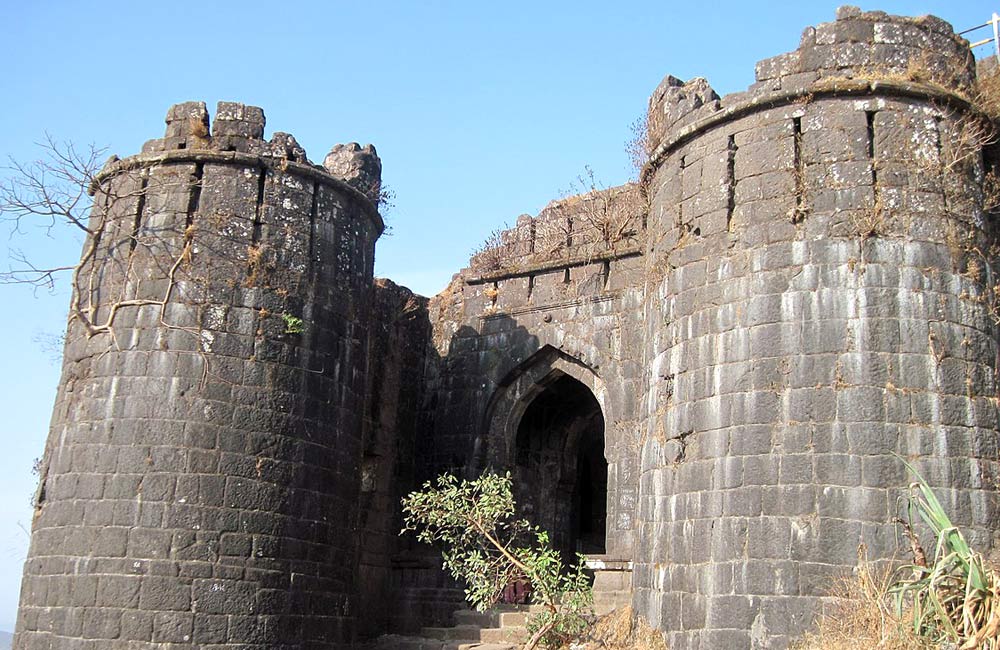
[
  {"xmin": 0, "ymin": 136, "xmax": 106, "ymax": 240},
  {"xmin": 0, "ymin": 249, "xmax": 75, "ymax": 290}
]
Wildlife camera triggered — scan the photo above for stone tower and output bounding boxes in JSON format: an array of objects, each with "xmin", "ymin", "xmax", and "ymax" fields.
[
  {"xmin": 14, "ymin": 102, "xmax": 384, "ymax": 649},
  {"xmin": 636, "ymin": 7, "xmax": 1000, "ymax": 648}
]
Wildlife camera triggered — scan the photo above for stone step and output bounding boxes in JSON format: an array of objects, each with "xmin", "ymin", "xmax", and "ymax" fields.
[
  {"xmin": 478, "ymin": 626, "xmax": 529, "ymax": 644},
  {"xmin": 594, "ymin": 590, "xmax": 631, "ymax": 616},
  {"xmin": 493, "ymin": 603, "xmax": 548, "ymax": 614},
  {"xmin": 498, "ymin": 611, "xmax": 527, "ymax": 628},
  {"xmin": 419, "ymin": 625, "xmax": 482, "ymax": 641},
  {"xmin": 453, "ymin": 609, "xmax": 501, "ymax": 627},
  {"xmin": 367, "ymin": 634, "xmax": 444, "ymax": 650},
  {"xmin": 368, "ymin": 603, "xmax": 539, "ymax": 650},
  {"xmin": 370, "ymin": 638, "xmax": 513, "ymax": 650}
]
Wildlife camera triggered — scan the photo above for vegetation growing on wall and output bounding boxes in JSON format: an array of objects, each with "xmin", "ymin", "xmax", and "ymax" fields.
[
  {"xmin": 468, "ymin": 175, "xmax": 645, "ymax": 276},
  {"xmin": 795, "ymin": 461, "xmax": 1000, "ymax": 650}
]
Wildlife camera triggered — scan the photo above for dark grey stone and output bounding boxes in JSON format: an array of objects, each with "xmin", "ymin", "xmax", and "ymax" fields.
[{"xmin": 14, "ymin": 8, "xmax": 1000, "ymax": 650}]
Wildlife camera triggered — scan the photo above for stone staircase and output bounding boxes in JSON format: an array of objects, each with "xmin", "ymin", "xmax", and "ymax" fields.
[
  {"xmin": 367, "ymin": 604, "xmax": 545, "ymax": 650},
  {"xmin": 365, "ymin": 557, "xmax": 633, "ymax": 649},
  {"xmin": 584, "ymin": 557, "xmax": 632, "ymax": 616}
]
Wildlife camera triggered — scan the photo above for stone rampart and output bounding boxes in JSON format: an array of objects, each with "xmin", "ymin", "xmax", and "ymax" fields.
[{"xmin": 12, "ymin": 7, "xmax": 1000, "ymax": 650}]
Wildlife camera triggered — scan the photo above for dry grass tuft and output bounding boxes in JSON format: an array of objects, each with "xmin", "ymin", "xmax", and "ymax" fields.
[
  {"xmin": 574, "ymin": 606, "xmax": 667, "ymax": 650},
  {"xmin": 797, "ymin": 463, "xmax": 1000, "ymax": 650},
  {"xmin": 793, "ymin": 555, "xmax": 930, "ymax": 650},
  {"xmin": 850, "ymin": 194, "xmax": 886, "ymax": 240},
  {"xmin": 245, "ymin": 243, "xmax": 269, "ymax": 288},
  {"xmin": 188, "ymin": 117, "xmax": 211, "ymax": 147},
  {"xmin": 469, "ymin": 225, "xmax": 514, "ymax": 273},
  {"xmin": 975, "ymin": 65, "xmax": 1000, "ymax": 123}
]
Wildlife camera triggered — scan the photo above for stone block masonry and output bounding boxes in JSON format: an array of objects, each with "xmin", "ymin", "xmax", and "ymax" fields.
[
  {"xmin": 14, "ymin": 101, "xmax": 384, "ymax": 650},
  {"xmin": 12, "ymin": 6, "xmax": 1000, "ymax": 650},
  {"xmin": 637, "ymin": 7, "xmax": 1000, "ymax": 649}
]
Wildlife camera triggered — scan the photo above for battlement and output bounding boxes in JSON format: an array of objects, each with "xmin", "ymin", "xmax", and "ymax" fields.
[
  {"xmin": 647, "ymin": 6, "xmax": 977, "ymax": 160},
  {"xmin": 467, "ymin": 183, "xmax": 646, "ymax": 282},
  {"xmin": 138, "ymin": 101, "xmax": 385, "ymax": 214}
]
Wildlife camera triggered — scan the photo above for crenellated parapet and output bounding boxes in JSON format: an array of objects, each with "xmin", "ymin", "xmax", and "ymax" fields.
[
  {"xmin": 324, "ymin": 143, "xmax": 383, "ymax": 205},
  {"xmin": 757, "ymin": 6, "xmax": 975, "ymax": 94},
  {"xmin": 467, "ymin": 183, "xmax": 646, "ymax": 283},
  {"xmin": 647, "ymin": 7, "xmax": 978, "ymax": 163},
  {"xmin": 643, "ymin": 7, "xmax": 992, "ymax": 269},
  {"xmin": 84, "ymin": 101, "xmax": 384, "ymax": 310}
]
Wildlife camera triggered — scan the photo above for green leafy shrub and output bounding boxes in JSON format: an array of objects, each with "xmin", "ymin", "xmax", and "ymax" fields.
[
  {"xmin": 401, "ymin": 471, "xmax": 594, "ymax": 650},
  {"xmin": 280, "ymin": 313, "xmax": 304, "ymax": 335}
]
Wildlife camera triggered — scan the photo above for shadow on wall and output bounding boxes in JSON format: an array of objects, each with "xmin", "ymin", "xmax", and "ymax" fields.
[
  {"xmin": 380, "ymin": 302, "xmax": 624, "ymax": 633},
  {"xmin": 382, "ymin": 312, "xmax": 614, "ymax": 633}
]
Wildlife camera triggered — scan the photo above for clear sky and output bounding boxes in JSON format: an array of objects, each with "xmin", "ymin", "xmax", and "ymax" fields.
[{"xmin": 0, "ymin": 0, "xmax": 995, "ymax": 633}]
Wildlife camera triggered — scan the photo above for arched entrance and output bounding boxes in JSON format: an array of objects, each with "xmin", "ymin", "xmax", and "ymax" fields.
[{"xmin": 512, "ymin": 374, "xmax": 607, "ymax": 560}]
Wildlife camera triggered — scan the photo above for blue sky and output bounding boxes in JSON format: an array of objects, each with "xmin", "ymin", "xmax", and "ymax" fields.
[{"xmin": 0, "ymin": 0, "xmax": 995, "ymax": 632}]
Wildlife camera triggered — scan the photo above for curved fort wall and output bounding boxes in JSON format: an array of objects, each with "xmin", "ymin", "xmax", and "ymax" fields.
[
  {"xmin": 636, "ymin": 7, "xmax": 1000, "ymax": 649},
  {"xmin": 15, "ymin": 102, "xmax": 383, "ymax": 649},
  {"xmin": 11, "ymin": 7, "xmax": 1000, "ymax": 650}
]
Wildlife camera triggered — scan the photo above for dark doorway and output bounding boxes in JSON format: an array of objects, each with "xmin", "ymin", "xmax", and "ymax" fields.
[{"xmin": 513, "ymin": 374, "xmax": 607, "ymax": 560}]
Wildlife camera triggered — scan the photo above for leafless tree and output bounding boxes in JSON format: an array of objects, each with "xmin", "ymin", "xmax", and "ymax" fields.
[
  {"xmin": 559, "ymin": 167, "xmax": 643, "ymax": 251},
  {"xmin": 1, "ymin": 138, "xmax": 201, "ymax": 341},
  {"xmin": 0, "ymin": 135, "xmax": 106, "ymax": 289}
]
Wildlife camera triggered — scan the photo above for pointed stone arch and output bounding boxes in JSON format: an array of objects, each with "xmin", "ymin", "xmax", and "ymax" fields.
[
  {"xmin": 480, "ymin": 345, "xmax": 609, "ymax": 558},
  {"xmin": 480, "ymin": 345, "xmax": 608, "ymax": 468}
]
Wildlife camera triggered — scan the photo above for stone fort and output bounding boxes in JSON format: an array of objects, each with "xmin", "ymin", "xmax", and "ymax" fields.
[{"xmin": 13, "ymin": 6, "xmax": 1000, "ymax": 650}]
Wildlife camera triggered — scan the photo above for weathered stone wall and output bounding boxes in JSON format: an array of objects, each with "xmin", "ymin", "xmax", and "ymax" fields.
[
  {"xmin": 14, "ymin": 102, "xmax": 383, "ymax": 650},
  {"xmin": 636, "ymin": 8, "xmax": 1000, "ymax": 649},
  {"xmin": 416, "ymin": 7, "xmax": 1000, "ymax": 649},
  {"xmin": 419, "ymin": 186, "xmax": 649, "ymax": 562},
  {"xmin": 356, "ymin": 279, "xmax": 431, "ymax": 637}
]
